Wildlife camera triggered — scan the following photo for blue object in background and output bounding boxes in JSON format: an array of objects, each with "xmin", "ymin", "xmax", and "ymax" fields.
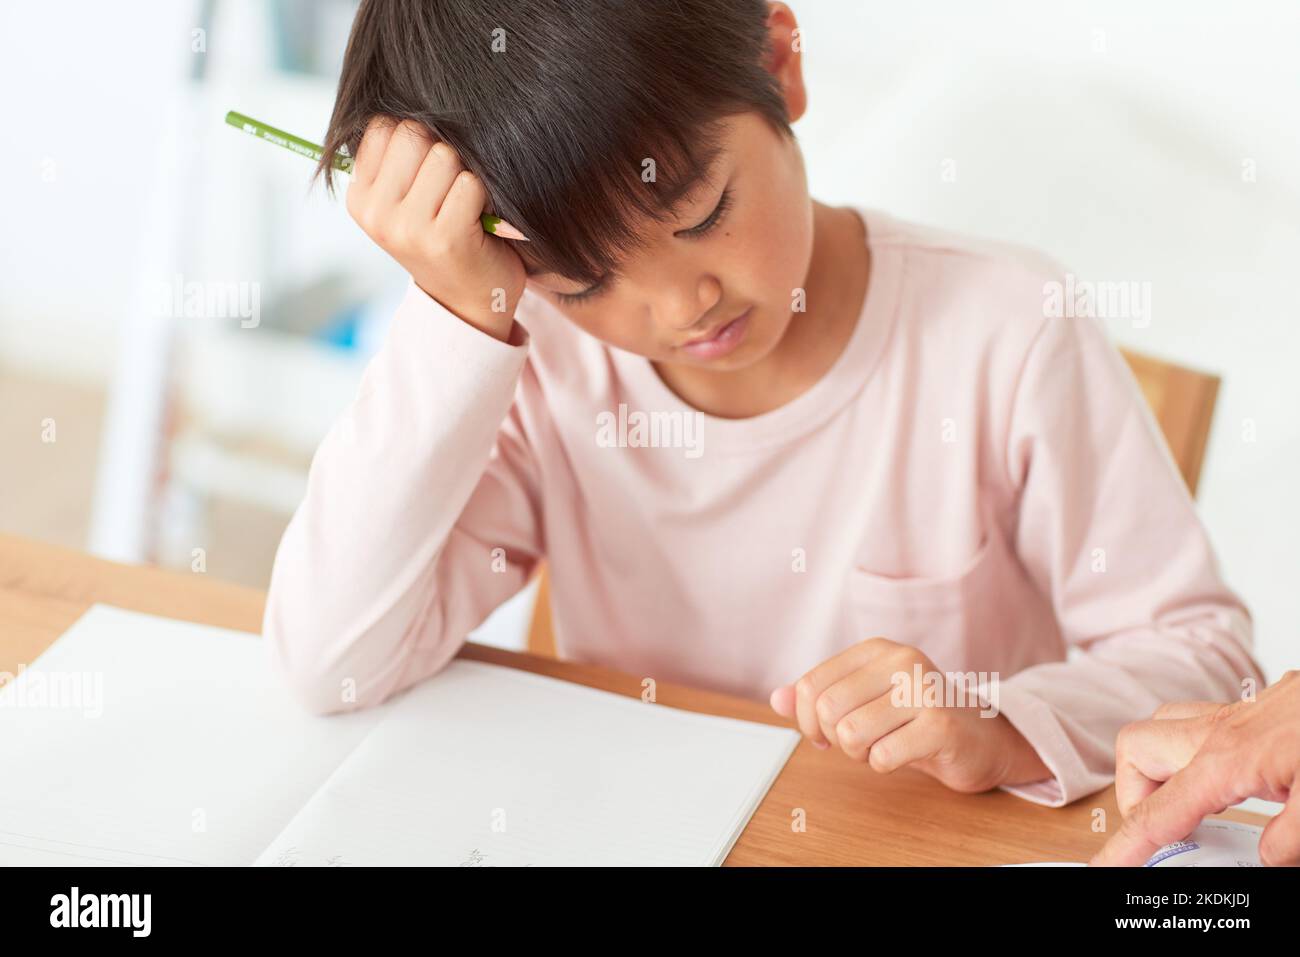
[{"xmin": 315, "ymin": 284, "xmax": 404, "ymax": 357}]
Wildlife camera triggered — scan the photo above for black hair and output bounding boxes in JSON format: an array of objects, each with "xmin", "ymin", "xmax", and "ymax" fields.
[{"xmin": 317, "ymin": 0, "xmax": 793, "ymax": 285}]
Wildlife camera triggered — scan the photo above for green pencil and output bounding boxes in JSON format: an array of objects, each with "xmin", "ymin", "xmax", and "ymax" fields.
[{"xmin": 224, "ymin": 110, "xmax": 528, "ymax": 241}]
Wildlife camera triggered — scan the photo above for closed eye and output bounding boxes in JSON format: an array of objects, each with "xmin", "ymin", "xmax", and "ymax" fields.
[
  {"xmin": 555, "ymin": 276, "xmax": 608, "ymax": 305},
  {"xmin": 555, "ymin": 187, "xmax": 735, "ymax": 306},
  {"xmin": 675, "ymin": 186, "xmax": 734, "ymax": 239}
]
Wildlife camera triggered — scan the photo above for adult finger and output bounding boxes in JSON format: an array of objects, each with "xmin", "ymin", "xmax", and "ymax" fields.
[
  {"xmin": 1152, "ymin": 700, "xmax": 1227, "ymax": 720},
  {"xmin": 1091, "ymin": 756, "xmax": 1228, "ymax": 867},
  {"xmin": 1114, "ymin": 714, "xmax": 1219, "ymax": 816},
  {"xmin": 1258, "ymin": 778, "xmax": 1300, "ymax": 867}
]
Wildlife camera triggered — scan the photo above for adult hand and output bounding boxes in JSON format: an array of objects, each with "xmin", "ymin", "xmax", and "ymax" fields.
[{"xmin": 1091, "ymin": 671, "xmax": 1300, "ymax": 866}]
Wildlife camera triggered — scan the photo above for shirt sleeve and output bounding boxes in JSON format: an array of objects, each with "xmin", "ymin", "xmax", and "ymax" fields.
[
  {"xmin": 262, "ymin": 281, "xmax": 545, "ymax": 714},
  {"xmin": 993, "ymin": 310, "xmax": 1264, "ymax": 807}
]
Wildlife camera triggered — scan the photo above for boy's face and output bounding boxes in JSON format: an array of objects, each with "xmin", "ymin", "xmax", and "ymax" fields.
[{"xmin": 522, "ymin": 111, "xmax": 814, "ymax": 374}]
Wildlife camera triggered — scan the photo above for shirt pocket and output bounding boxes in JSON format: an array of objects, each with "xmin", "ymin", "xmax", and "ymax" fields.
[{"xmin": 843, "ymin": 530, "xmax": 1003, "ymax": 672}]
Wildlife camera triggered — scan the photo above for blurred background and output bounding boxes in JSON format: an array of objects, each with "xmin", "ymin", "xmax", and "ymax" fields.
[{"xmin": 0, "ymin": 0, "xmax": 1296, "ymax": 673}]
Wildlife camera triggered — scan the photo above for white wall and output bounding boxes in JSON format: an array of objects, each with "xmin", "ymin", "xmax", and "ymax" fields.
[
  {"xmin": 0, "ymin": 2, "xmax": 186, "ymax": 380},
  {"xmin": 795, "ymin": 0, "xmax": 1300, "ymax": 682}
]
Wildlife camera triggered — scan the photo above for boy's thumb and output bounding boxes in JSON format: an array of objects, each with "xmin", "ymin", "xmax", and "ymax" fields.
[{"xmin": 769, "ymin": 684, "xmax": 796, "ymax": 718}]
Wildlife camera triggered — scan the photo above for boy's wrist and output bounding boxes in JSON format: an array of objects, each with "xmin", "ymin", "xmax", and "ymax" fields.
[
  {"xmin": 413, "ymin": 278, "xmax": 517, "ymax": 344},
  {"xmin": 995, "ymin": 716, "xmax": 1053, "ymax": 787}
]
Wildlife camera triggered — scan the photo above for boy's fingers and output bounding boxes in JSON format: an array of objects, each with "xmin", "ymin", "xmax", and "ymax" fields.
[
  {"xmin": 403, "ymin": 141, "xmax": 466, "ymax": 224},
  {"xmin": 835, "ymin": 696, "xmax": 916, "ymax": 765},
  {"xmin": 769, "ymin": 685, "xmax": 796, "ymax": 719},
  {"xmin": 792, "ymin": 648, "xmax": 861, "ymax": 748},
  {"xmin": 792, "ymin": 638, "xmax": 900, "ymax": 749},
  {"xmin": 436, "ymin": 169, "xmax": 491, "ymax": 244},
  {"xmin": 371, "ymin": 120, "xmax": 436, "ymax": 206},
  {"xmin": 1091, "ymin": 758, "xmax": 1225, "ymax": 866},
  {"xmin": 353, "ymin": 117, "xmax": 397, "ymax": 186},
  {"xmin": 815, "ymin": 668, "xmax": 907, "ymax": 750},
  {"xmin": 771, "ymin": 685, "xmax": 829, "ymax": 751},
  {"xmin": 866, "ymin": 712, "xmax": 947, "ymax": 777}
]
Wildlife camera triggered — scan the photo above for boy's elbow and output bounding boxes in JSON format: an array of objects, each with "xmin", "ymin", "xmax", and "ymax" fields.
[
  {"xmin": 278, "ymin": 665, "xmax": 359, "ymax": 716},
  {"xmin": 262, "ymin": 609, "xmax": 372, "ymax": 716},
  {"xmin": 267, "ymin": 642, "xmax": 358, "ymax": 716},
  {"xmin": 261, "ymin": 585, "xmax": 456, "ymax": 715}
]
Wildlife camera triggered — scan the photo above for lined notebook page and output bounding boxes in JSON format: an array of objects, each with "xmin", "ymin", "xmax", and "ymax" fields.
[
  {"xmin": 254, "ymin": 660, "xmax": 799, "ymax": 867},
  {"xmin": 0, "ymin": 605, "xmax": 381, "ymax": 866}
]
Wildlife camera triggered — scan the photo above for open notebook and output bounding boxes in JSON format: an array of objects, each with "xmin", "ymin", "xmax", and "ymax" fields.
[{"xmin": 0, "ymin": 605, "xmax": 798, "ymax": 867}]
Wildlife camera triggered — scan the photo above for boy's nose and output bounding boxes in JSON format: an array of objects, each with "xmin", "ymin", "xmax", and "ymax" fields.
[{"xmin": 641, "ymin": 263, "xmax": 722, "ymax": 332}]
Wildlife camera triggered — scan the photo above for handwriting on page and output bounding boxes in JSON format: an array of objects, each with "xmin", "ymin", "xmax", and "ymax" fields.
[
  {"xmin": 269, "ymin": 844, "xmax": 522, "ymax": 867},
  {"xmin": 458, "ymin": 849, "xmax": 533, "ymax": 867},
  {"xmin": 269, "ymin": 846, "xmax": 352, "ymax": 867}
]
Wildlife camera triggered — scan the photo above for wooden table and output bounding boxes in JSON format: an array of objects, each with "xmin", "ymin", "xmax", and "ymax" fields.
[{"xmin": 0, "ymin": 532, "xmax": 1265, "ymax": 866}]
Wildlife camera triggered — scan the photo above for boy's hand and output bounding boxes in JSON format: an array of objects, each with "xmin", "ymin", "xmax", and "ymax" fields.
[
  {"xmin": 770, "ymin": 638, "xmax": 1050, "ymax": 793},
  {"xmin": 347, "ymin": 117, "xmax": 525, "ymax": 342}
]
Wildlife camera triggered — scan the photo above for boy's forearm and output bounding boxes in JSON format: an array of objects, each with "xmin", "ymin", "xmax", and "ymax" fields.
[{"xmin": 264, "ymin": 281, "xmax": 532, "ymax": 712}]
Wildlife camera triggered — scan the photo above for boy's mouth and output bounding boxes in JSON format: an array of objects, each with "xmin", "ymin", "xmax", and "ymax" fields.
[{"xmin": 680, "ymin": 307, "xmax": 752, "ymax": 360}]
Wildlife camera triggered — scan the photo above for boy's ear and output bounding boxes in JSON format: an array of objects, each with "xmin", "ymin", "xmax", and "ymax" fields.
[{"xmin": 764, "ymin": 2, "xmax": 807, "ymax": 123}]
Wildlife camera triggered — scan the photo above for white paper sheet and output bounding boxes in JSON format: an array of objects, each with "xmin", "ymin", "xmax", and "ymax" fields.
[
  {"xmin": 254, "ymin": 660, "xmax": 799, "ymax": 867},
  {"xmin": 0, "ymin": 605, "xmax": 380, "ymax": 866},
  {"xmin": 1143, "ymin": 820, "xmax": 1264, "ymax": 867},
  {"xmin": 2, "ymin": 604, "xmax": 798, "ymax": 867}
]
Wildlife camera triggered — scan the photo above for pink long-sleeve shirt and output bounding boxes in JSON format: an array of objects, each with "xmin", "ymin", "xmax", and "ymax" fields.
[{"xmin": 263, "ymin": 208, "xmax": 1262, "ymax": 807}]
